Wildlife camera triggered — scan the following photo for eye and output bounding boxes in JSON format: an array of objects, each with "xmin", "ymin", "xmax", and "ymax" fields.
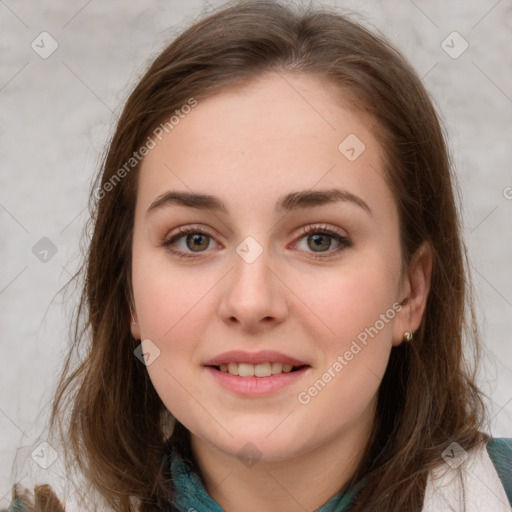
[
  {"xmin": 292, "ymin": 224, "xmax": 352, "ymax": 259},
  {"xmin": 162, "ymin": 225, "xmax": 219, "ymax": 259}
]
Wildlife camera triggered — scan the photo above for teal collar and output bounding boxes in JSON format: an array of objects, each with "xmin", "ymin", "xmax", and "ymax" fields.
[{"xmin": 169, "ymin": 446, "xmax": 365, "ymax": 512}]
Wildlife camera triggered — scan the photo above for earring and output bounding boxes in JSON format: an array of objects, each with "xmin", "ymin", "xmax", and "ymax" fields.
[
  {"xmin": 403, "ymin": 331, "xmax": 413, "ymax": 342},
  {"xmin": 131, "ymin": 313, "xmax": 136, "ymax": 325}
]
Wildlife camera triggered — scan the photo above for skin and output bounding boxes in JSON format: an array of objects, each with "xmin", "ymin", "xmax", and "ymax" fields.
[{"xmin": 130, "ymin": 72, "xmax": 432, "ymax": 512}]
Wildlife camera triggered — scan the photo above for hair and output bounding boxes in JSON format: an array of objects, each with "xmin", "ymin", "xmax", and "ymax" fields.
[{"xmin": 12, "ymin": 1, "xmax": 489, "ymax": 511}]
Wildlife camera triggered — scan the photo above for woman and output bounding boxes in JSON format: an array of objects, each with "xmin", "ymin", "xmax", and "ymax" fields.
[{"xmin": 4, "ymin": 1, "xmax": 511, "ymax": 511}]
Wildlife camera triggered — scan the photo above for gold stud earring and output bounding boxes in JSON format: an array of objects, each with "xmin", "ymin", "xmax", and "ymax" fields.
[{"xmin": 403, "ymin": 331, "xmax": 413, "ymax": 342}]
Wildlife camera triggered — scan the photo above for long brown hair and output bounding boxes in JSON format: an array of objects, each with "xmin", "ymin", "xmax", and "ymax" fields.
[{"xmin": 20, "ymin": 1, "xmax": 488, "ymax": 510}]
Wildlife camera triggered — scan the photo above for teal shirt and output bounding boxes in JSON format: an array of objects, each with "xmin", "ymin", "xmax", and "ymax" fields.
[
  {"xmin": 487, "ymin": 438, "xmax": 512, "ymax": 506},
  {"xmin": 3, "ymin": 438, "xmax": 511, "ymax": 511}
]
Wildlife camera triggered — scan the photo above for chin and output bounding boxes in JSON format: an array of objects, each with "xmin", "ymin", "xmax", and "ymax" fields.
[{"xmin": 209, "ymin": 428, "xmax": 306, "ymax": 464}]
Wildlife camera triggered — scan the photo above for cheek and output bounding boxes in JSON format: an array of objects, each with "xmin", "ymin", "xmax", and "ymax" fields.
[
  {"xmin": 289, "ymin": 259, "xmax": 399, "ymax": 417},
  {"xmin": 132, "ymin": 261, "xmax": 215, "ymax": 415},
  {"xmin": 131, "ymin": 255, "xmax": 218, "ymax": 394},
  {"xmin": 133, "ymin": 249, "xmax": 207, "ymax": 335},
  {"xmin": 292, "ymin": 259, "xmax": 399, "ymax": 344},
  {"xmin": 294, "ymin": 266, "xmax": 396, "ymax": 425}
]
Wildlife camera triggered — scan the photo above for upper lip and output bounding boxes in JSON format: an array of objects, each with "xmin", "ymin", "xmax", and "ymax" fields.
[{"xmin": 204, "ymin": 350, "xmax": 310, "ymax": 367}]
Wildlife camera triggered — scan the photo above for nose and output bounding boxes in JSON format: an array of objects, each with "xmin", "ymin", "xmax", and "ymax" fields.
[{"xmin": 217, "ymin": 245, "xmax": 289, "ymax": 333}]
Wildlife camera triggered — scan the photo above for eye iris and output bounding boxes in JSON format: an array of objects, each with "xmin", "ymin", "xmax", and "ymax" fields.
[
  {"xmin": 186, "ymin": 233, "xmax": 209, "ymax": 252},
  {"xmin": 308, "ymin": 233, "xmax": 331, "ymax": 252}
]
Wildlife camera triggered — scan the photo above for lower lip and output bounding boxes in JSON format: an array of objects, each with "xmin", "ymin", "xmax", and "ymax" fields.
[{"xmin": 205, "ymin": 366, "xmax": 311, "ymax": 397}]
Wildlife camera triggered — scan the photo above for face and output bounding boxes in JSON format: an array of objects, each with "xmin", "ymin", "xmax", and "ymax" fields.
[{"xmin": 130, "ymin": 72, "xmax": 423, "ymax": 464}]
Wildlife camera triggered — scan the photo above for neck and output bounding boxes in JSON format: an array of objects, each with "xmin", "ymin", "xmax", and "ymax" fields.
[{"xmin": 189, "ymin": 398, "xmax": 376, "ymax": 512}]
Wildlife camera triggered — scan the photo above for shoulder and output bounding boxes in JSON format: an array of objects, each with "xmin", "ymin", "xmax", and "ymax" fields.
[{"xmin": 486, "ymin": 437, "xmax": 512, "ymax": 506}]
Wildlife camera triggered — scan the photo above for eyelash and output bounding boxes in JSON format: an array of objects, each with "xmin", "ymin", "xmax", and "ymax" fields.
[{"xmin": 162, "ymin": 224, "xmax": 352, "ymax": 260}]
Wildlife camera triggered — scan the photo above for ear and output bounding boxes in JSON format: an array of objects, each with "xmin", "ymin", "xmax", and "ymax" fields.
[
  {"xmin": 130, "ymin": 308, "xmax": 141, "ymax": 340},
  {"xmin": 392, "ymin": 240, "xmax": 433, "ymax": 347}
]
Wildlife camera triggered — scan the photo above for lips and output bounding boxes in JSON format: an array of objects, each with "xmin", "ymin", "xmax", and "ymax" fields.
[
  {"xmin": 205, "ymin": 364, "xmax": 311, "ymax": 396},
  {"xmin": 203, "ymin": 349, "xmax": 310, "ymax": 367}
]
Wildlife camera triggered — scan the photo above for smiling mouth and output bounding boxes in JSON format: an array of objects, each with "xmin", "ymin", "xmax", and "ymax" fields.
[{"xmin": 208, "ymin": 362, "xmax": 309, "ymax": 377}]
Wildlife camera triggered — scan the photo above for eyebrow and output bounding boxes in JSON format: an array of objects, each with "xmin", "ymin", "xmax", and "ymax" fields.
[{"xmin": 145, "ymin": 188, "xmax": 373, "ymax": 219}]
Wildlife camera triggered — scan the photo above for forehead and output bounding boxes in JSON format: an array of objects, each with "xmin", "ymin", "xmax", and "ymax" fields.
[{"xmin": 136, "ymin": 72, "xmax": 393, "ymax": 219}]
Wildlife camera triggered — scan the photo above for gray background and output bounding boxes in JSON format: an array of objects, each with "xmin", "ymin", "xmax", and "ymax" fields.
[{"xmin": 1, "ymin": 0, "xmax": 511, "ymax": 506}]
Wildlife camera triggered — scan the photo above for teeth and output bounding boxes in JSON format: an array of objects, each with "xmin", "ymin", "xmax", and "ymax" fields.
[{"xmin": 217, "ymin": 362, "xmax": 298, "ymax": 377}]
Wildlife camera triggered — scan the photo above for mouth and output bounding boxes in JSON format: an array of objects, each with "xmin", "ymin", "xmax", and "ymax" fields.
[
  {"xmin": 206, "ymin": 362, "xmax": 310, "ymax": 377},
  {"xmin": 204, "ymin": 363, "xmax": 312, "ymax": 396}
]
